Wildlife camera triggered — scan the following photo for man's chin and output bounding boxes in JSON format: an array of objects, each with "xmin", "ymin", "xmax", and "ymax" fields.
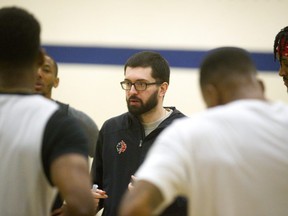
[
  {"xmin": 34, "ymin": 87, "xmax": 44, "ymax": 95},
  {"xmin": 34, "ymin": 85, "xmax": 41, "ymax": 90},
  {"xmin": 128, "ymin": 106, "xmax": 143, "ymax": 116}
]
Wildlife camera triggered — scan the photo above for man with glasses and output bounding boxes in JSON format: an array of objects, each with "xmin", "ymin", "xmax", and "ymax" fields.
[
  {"xmin": 119, "ymin": 47, "xmax": 288, "ymax": 216},
  {"xmin": 91, "ymin": 51, "xmax": 187, "ymax": 216}
]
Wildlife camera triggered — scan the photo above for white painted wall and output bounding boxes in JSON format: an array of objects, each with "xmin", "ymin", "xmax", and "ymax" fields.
[{"xmin": 1, "ymin": 0, "xmax": 287, "ymax": 127}]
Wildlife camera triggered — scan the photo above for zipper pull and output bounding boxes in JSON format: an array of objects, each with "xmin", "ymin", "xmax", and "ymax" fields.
[{"xmin": 139, "ymin": 140, "xmax": 143, "ymax": 147}]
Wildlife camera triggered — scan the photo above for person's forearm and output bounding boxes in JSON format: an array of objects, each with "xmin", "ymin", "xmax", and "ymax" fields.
[
  {"xmin": 51, "ymin": 154, "xmax": 96, "ymax": 216},
  {"xmin": 119, "ymin": 203, "xmax": 153, "ymax": 216},
  {"xmin": 62, "ymin": 185, "xmax": 96, "ymax": 216},
  {"xmin": 119, "ymin": 181, "xmax": 164, "ymax": 216},
  {"xmin": 63, "ymin": 205, "xmax": 95, "ymax": 216}
]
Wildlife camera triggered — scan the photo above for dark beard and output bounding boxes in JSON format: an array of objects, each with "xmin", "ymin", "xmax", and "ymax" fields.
[{"xmin": 127, "ymin": 90, "xmax": 158, "ymax": 116}]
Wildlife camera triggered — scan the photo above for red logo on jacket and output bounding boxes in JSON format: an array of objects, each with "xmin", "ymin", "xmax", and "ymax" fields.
[{"xmin": 116, "ymin": 140, "xmax": 127, "ymax": 154}]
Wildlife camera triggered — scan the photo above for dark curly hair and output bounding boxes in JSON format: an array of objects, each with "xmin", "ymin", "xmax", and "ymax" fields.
[{"xmin": 273, "ymin": 26, "xmax": 288, "ymax": 64}]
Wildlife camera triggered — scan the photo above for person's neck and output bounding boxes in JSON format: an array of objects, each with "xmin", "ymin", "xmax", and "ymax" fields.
[
  {"xmin": 0, "ymin": 72, "xmax": 35, "ymax": 94},
  {"xmin": 0, "ymin": 84, "xmax": 34, "ymax": 94},
  {"xmin": 44, "ymin": 93, "xmax": 52, "ymax": 100},
  {"xmin": 224, "ymin": 88, "xmax": 266, "ymax": 105},
  {"xmin": 0, "ymin": 88, "xmax": 34, "ymax": 94},
  {"xmin": 34, "ymin": 89, "xmax": 52, "ymax": 99},
  {"xmin": 139, "ymin": 106, "xmax": 167, "ymax": 124}
]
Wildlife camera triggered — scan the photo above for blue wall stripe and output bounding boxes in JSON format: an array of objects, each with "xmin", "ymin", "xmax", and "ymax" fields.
[{"xmin": 42, "ymin": 45, "xmax": 279, "ymax": 72}]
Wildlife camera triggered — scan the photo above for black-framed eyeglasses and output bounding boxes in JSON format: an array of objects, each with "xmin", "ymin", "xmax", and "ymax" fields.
[{"xmin": 120, "ymin": 81, "xmax": 162, "ymax": 91}]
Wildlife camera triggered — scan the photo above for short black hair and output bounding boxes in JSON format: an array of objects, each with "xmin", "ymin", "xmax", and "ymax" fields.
[
  {"xmin": 124, "ymin": 51, "xmax": 170, "ymax": 84},
  {"xmin": 273, "ymin": 26, "xmax": 288, "ymax": 64},
  {"xmin": 200, "ymin": 47, "xmax": 256, "ymax": 88},
  {"xmin": 0, "ymin": 7, "xmax": 40, "ymax": 69},
  {"xmin": 45, "ymin": 54, "xmax": 59, "ymax": 77}
]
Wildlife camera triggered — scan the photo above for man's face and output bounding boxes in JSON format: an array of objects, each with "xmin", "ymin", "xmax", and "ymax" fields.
[
  {"xmin": 278, "ymin": 56, "xmax": 288, "ymax": 90},
  {"xmin": 34, "ymin": 55, "xmax": 59, "ymax": 98},
  {"xmin": 124, "ymin": 67, "xmax": 160, "ymax": 116}
]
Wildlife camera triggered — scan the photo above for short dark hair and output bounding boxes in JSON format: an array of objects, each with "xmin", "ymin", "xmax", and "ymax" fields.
[
  {"xmin": 273, "ymin": 26, "xmax": 288, "ymax": 64},
  {"xmin": 124, "ymin": 51, "xmax": 170, "ymax": 84},
  {"xmin": 0, "ymin": 7, "xmax": 40, "ymax": 69},
  {"xmin": 200, "ymin": 47, "xmax": 257, "ymax": 88},
  {"xmin": 45, "ymin": 54, "xmax": 59, "ymax": 77}
]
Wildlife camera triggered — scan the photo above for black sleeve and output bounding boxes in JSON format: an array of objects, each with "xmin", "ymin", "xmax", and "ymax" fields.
[
  {"xmin": 42, "ymin": 110, "xmax": 89, "ymax": 185},
  {"xmin": 67, "ymin": 106, "xmax": 99, "ymax": 158},
  {"xmin": 91, "ymin": 127, "xmax": 104, "ymax": 210}
]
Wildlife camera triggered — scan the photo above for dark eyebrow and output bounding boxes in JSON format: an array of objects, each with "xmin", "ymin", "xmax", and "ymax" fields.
[{"xmin": 124, "ymin": 79, "xmax": 149, "ymax": 82}]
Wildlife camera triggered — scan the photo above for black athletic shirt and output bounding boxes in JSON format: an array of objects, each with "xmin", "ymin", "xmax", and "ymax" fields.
[{"xmin": 41, "ymin": 110, "xmax": 89, "ymax": 185}]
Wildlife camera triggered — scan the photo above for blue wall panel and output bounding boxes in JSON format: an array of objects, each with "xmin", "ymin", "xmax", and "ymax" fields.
[{"xmin": 42, "ymin": 45, "xmax": 279, "ymax": 72}]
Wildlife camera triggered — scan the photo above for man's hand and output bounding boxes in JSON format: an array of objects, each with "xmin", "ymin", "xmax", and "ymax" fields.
[
  {"xmin": 91, "ymin": 188, "xmax": 108, "ymax": 208},
  {"xmin": 51, "ymin": 154, "xmax": 96, "ymax": 216},
  {"xmin": 119, "ymin": 180, "xmax": 164, "ymax": 216},
  {"xmin": 128, "ymin": 175, "xmax": 137, "ymax": 191}
]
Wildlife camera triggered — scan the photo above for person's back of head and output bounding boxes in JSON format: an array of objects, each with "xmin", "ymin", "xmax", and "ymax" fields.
[
  {"xmin": 0, "ymin": 6, "xmax": 41, "ymax": 87},
  {"xmin": 274, "ymin": 26, "xmax": 288, "ymax": 64},
  {"xmin": 124, "ymin": 51, "xmax": 170, "ymax": 84},
  {"xmin": 199, "ymin": 47, "xmax": 264, "ymax": 107}
]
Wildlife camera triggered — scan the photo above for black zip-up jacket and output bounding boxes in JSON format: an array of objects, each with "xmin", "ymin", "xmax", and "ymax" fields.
[{"xmin": 91, "ymin": 107, "xmax": 187, "ymax": 216}]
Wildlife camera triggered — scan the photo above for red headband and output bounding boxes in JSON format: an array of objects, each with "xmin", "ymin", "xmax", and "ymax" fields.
[{"xmin": 276, "ymin": 37, "xmax": 288, "ymax": 57}]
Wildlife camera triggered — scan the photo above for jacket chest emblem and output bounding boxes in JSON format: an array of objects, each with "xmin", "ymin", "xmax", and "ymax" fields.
[{"xmin": 116, "ymin": 140, "xmax": 127, "ymax": 154}]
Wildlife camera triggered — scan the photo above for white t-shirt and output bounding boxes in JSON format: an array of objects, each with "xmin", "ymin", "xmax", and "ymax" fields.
[
  {"xmin": 136, "ymin": 99, "xmax": 288, "ymax": 216},
  {"xmin": 0, "ymin": 94, "xmax": 58, "ymax": 216}
]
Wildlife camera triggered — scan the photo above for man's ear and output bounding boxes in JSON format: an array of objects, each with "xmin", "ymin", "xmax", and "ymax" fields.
[
  {"xmin": 159, "ymin": 82, "xmax": 168, "ymax": 97},
  {"xmin": 53, "ymin": 77, "xmax": 59, "ymax": 88},
  {"xmin": 201, "ymin": 84, "xmax": 219, "ymax": 108},
  {"xmin": 257, "ymin": 78, "xmax": 265, "ymax": 94}
]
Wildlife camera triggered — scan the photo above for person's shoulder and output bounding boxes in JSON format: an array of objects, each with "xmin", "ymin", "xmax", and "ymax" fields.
[
  {"xmin": 45, "ymin": 109, "xmax": 90, "ymax": 144},
  {"xmin": 27, "ymin": 94, "xmax": 57, "ymax": 107},
  {"xmin": 104, "ymin": 112, "xmax": 130, "ymax": 123},
  {"xmin": 55, "ymin": 101, "xmax": 91, "ymax": 119},
  {"xmin": 23, "ymin": 94, "xmax": 59, "ymax": 114},
  {"xmin": 42, "ymin": 109, "xmax": 89, "ymax": 176},
  {"xmin": 55, "ymin": 100, "xmax": 69, "ymax": 114},
  {"xmin": 68, "ymin": 105, "xmax": 89, "ymax": 118},
  {"xmin": 48, "ymin": 109, "xmax": 77, "ymax": 126},
  {"xmin": 67, "ymin": 105, "xmax": 98, "ymax": 126},
  {"xmin": 101, "ymin": 112, "xmax": 131, "ymax": 130},
  {"xmin": 166, "ymin": 106, "xmax": 186, "ymax": 118}
]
